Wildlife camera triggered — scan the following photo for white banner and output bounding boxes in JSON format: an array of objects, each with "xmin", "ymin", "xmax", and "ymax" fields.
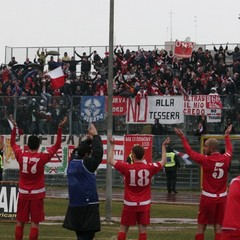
[
  {"xmin": 3, "ymin": 135, "xmax": 79, "ymax": 172},
  {"xmin": 2, "ymin": 135, "xmax": 125, "ymax": 171},
  {"xmin": 126, "ymin": 96, "xmax": 184, "ymax": 124},
  {"xmin": 183, "ymin": 95, "xmax": 222, "ymax": 122}
]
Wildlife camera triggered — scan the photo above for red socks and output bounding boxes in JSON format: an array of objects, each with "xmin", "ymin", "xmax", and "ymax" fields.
[
  {"xmin": 214, "ymin": 233, "xmax": 221, "ymax": 240},
  {"xmin": 139, "ymin": 233, "xmax": 147, "ymax": 240},
  {"xmin": 15, "ymin": 225, "xmax": 24, "ymax": 240},
  {"xmin": 29, "ymin": 227, "xmax": 39, "ymax": 240},
  {"xmin": 117, "ymin": 232, "xmax": 126, "ymax": 240},
  {"xmin": 195, "ymin": 233, "xmax": 204, "ymax": 240}
]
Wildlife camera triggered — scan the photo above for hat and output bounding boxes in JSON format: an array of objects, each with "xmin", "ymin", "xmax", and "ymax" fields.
[{"xmin": 211, "ymin": 87, "xmax": 216, "ymax": 91}]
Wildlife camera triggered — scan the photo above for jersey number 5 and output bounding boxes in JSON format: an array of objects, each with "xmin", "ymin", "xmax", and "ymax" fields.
[{"xmin": 212, "ymin": 162, "xmax": 224, "ymax": 179}]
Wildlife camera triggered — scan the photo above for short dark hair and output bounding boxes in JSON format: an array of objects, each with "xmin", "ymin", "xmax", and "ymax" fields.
[
  {"xmin": 70, "ymin": 138, "xmax": 93, "ymax": 160},
  {"xmin": 132, "ymin": 145, "xmax": 144, "ymax": 160},
  {"xmin": 27, "ymin": 135, "xmax": 40, "ymax": 150},
  {"xmin": 76, "ymin": 144, "xmax": 92, "ymax": 158}
]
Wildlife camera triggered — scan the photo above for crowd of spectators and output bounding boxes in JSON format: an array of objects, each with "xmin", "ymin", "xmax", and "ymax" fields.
[{"xmin": 0, "ymin": 44, "xmax": 240, "ymax": 135}]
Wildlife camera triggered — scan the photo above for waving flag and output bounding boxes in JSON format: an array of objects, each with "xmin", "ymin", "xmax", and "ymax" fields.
[
  {"xmin": 173, "ymin": 149, "xmax": 193, "ymax": 165},
  {"xmin": 7, "ymin": 119, "xmax": 24, "ymax": 135},
  {"xmin": 45, "ymin": 66, "xmax": 65, "ymax": 89}
]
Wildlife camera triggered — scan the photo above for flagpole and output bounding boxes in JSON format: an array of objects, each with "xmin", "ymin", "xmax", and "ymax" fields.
[{"xmin": 105, "ymin": 0, "xmax": 114, "ymax": 223}]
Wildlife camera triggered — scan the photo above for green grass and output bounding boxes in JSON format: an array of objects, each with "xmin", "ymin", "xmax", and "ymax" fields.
[
  {"xmin": 0, "ymin": 222, "xmax": 215, "ymax": 240},
  {"xmin": 0, "ymin": 197, "xmax": 217, "ymax": 240},
  {"xmin": 44, "ymin": 197, "xmax": 198, "ymax": 219}
]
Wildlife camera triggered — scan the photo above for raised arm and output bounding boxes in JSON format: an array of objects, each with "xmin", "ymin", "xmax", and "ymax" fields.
[
  {"xmin": 84, "ymin": 123, "xmax": 103, "ymax": 172},
  {"xmin": 9, "ymin": 115, "xmax": 18, "ymax": 148},
  {"xmin": 10, "ymin": 124, "xmax": 17, "ymax": 148},
  {"xmin": 74, "ymin": 51, "xmax": 81, "ymax": 59},
  {"xmin": 225, "ymin": 124, "xmax": 232, "ymax": 155},
  {"xmin": 108, "ymin": 136, "xmax": 116, "ymax": 166},
  {"xmin": 49, "ymin": 116, "xmax": 68, "ymax": 153},
  {"xmin": 159, "ymin": 137, "xmax": 170, "ymax": 167}
]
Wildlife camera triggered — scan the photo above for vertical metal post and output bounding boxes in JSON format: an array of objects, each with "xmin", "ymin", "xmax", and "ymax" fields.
[{"xmin": 105, "ymin": 0, "xmax": 114, "ymax": 223}]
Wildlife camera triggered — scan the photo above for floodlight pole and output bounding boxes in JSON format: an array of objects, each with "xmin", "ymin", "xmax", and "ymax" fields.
[{"xmin": 105, "ymin": 0, "xmax": 114, "ymax": 223}]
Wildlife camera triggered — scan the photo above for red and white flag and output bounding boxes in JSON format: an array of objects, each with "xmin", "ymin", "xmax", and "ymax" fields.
[
  {"xmin": 46, "ymin": 67, "xmax": 65, "ymax": 89},
  {"xmin": 174, "ymin": 40, "xmax": 194, "ymax": 58},
  {"xmin": 173, "ymin": 150, "xmax": 192, "ymax": 165},
  {"xmin": 7, "ymin": 119, "xmax": 24, "ymax": 135}
]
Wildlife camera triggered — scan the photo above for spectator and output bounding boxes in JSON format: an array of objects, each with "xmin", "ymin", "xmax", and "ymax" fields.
[
  {"xmin": 10, "ymin": 115, "xmax": 67, "ymax": 240},
  {"xmin": 48, "ymin": 56, "xmax": 57, "ymax": 71},
  {"xmin": 224, "ymin": 118, "xmax": 235, "ymax": 134},
  {"xmin": 63, "ymin": 56, "xmax": 81, "ymax": 80},
  {"xmin": 16, "ymin": 104, "xmax": 31, "ymax": 134},
  {"xmin": 62, "ymin": 52, "xmax": 71, "ymax": 62},
  {"xmin": 24, "ymin": 57, "xmax": 32, "ymax": 66},
  {"xmin": 102, "ymin": 51, "xmax": 109, "ymax": 67},
  {"xmin": 74, "ymin": 51, "xmax": 93, "ymax": 77},
  {"xmin": 195, "ymin": 114, "xmax": 207, "ymax": 140},
  {"xmin": 174, "ymin": 125, "xmax": 232, "ymax": 240},
  {"xmin": 213, "ymin": 44, "xmax": 228, "ymax": 64},
  {"xmin": 40, "ymin": 77, "xmax": 52, "ymax": 106},
  {"xmin": 227, "ymin": 45, "xmax": 240, "ymax": 63},
  {"xmin": 61, "ymin": 79, "xmax": 73, "ymax": 108},
  {"xmin": 8, "ymin": 56, "xmax": 18, "ymax": 68},
  {"xmin": 114, "ymin": 45, "xmax": 124, "ymax": 60},
  {"xmin": 92, "ymin": 50, "xmax": 102, "ymax": 71},
  {"xmin": 36, "ymin": 48, "xmax": 48, "ymax": 66},
  {"xmin": 165, "ymin": 145, "xmax": 181, "ymax": 193},
  {"xmin": 51, "ymin": 100, "xmax": 68, "ymax": 133},
  {"xmin": 232, "ymin": 59, "xmax": 240, "ymax": 74},
  {"xmin": 0, "ymin": 65, "xmax": 11, "ymax": 83},
  {"xmin": 151, "ymin": 118, "xmax": 164, "ymax": 155},
  {"xmin": 165, "ymin": 50, "xmax": 174, "ymax": 66},
  {"xmin": 209, "ymin": 87, "xmax": 219, "ymax": 96},
  {"xmin": 72, "ymin": 106, "xmax": 83, "ymax": 135},
  {"xmin": 63, "ymin": 123, "xmax": 103, "ymax": 240},
  {"xmin": 28, "ymin": 98, "xmax": 39, "ymax": 134},
  {"xmin": 11, "ymin": 81, "xmax": 22, "ymax": 96},
  {"xmin": 37, "ymin": 105, "xmax": 47, "ymax": 135},
  {"xmin": 224, "ymin": 77, "xmax": 237, "ymax": 101}
]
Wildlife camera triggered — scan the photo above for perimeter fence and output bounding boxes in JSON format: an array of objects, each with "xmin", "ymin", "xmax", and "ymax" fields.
[{"xmin": 1, "ymin": 94, "xmax": 240, "ymax": 191}]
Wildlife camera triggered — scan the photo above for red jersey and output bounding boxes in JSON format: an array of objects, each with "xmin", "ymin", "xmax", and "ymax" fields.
[
  {"xmin": 114, "ymin": 160, "xmax": 163, "ymax": 210},
  {"xmin": 181, "ymin": 135, "xmax": 232, "ymax": 195},
  {"xmin": 222, "ymin": 176, "xmax": 240, "ymax": 230},
  {"xmin": 11, "ymin": 127, "xmax": 62, "ymax": 200}
]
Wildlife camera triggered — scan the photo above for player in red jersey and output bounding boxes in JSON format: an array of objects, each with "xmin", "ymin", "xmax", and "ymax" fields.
[
  {"xmin": 10, "ymin": 115, "xmax": 67, "ymax": 240},
  {"xmin": 108, "ymin": 136, "xmax": 170, "ymax": 240},
  {"xmin": 174, "ymin": 125, "xmax": 232, "ymax": 240},
  {"xmin": 221, "ymin": 176, "xmax": 240, "ymax": 240}
]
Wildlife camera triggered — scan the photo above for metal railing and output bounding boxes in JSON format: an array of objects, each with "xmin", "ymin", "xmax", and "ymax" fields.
[
  {"xmin": 0, "ymin": 95, "xmax": 239, "ymax": 136},
  {"xmin": 4, "ymin": 42, "xmax": 239, "ymax": 67}
]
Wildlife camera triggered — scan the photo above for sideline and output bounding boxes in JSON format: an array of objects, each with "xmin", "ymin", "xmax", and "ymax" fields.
[{"xmin": 44, "ymin": 216, "xmax": 197, "ymax": 225}]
